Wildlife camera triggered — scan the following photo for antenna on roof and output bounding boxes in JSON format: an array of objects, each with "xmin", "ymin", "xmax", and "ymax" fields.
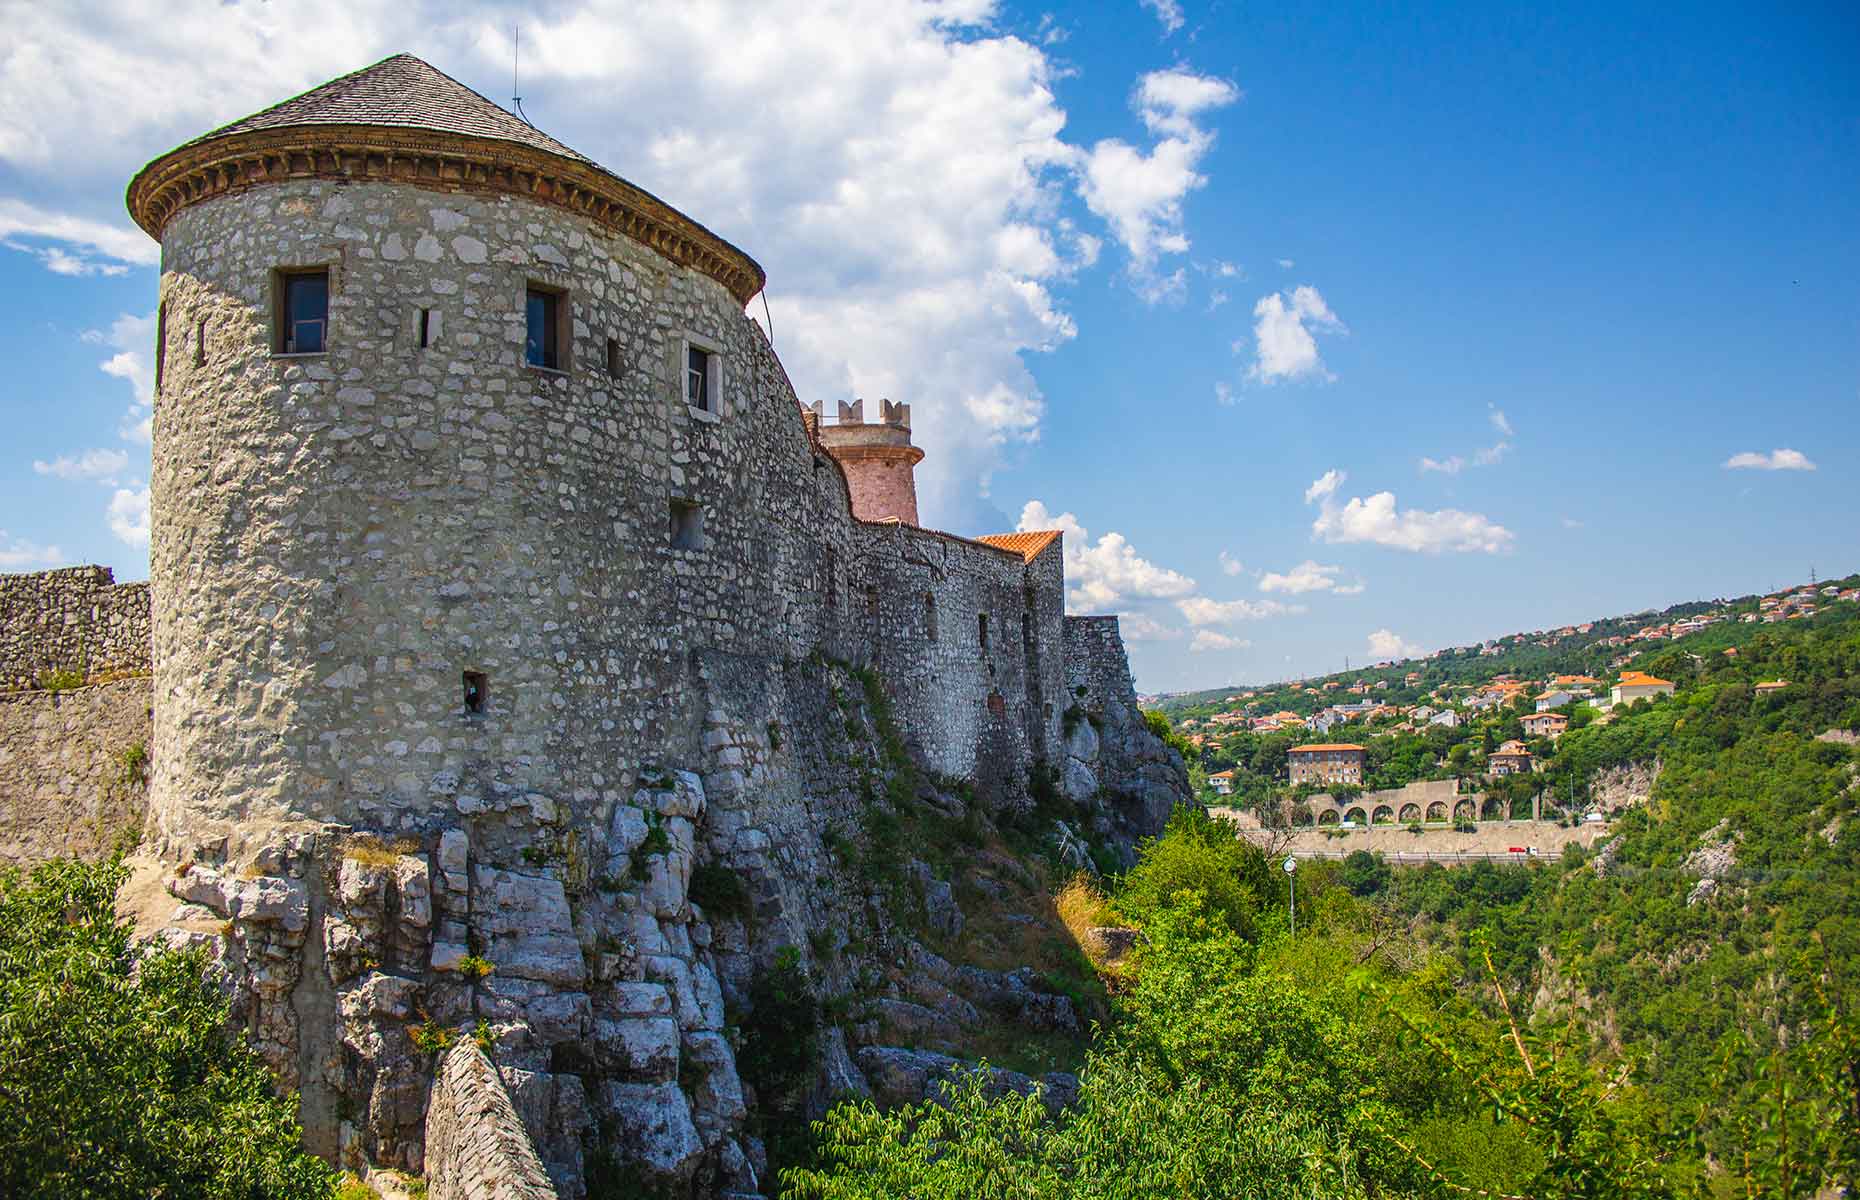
[{"xmin": 512, "ymin": 25, "xmax": 533, "ymax": 125}]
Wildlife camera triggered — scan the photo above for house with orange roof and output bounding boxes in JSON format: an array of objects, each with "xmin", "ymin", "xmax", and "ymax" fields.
[
  {"xmin": 1288, "ymin": 743, "xmax": 1365, "ymax": 787},
  {"xmin": 1488, "ymin": 739, "xmax": 1535, "ymax": 776},
  {"xmin": 1611, "ymin": 671, "xmax": 1676, "ymax": 707},
  {"xmin": 1208, "ymin": 768, "xmax": 1236, "ymax": 796},
  {"xmin": 1754, "ymin": 680, "xmax": 1790, "ymax": 694},
  {"xmin": 1521, "ymin": 712, "xmax": 1568, "ymax": 739}
]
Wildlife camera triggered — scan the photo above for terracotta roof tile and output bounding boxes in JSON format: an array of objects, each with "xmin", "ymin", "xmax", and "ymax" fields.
[
  {"xmin": 975, "ymin": 530, "xmax": 1063, "ymax": 562},
  {"xmin": 1289, "ymin": 743, "xmax": 1366, "ymax": 753}
]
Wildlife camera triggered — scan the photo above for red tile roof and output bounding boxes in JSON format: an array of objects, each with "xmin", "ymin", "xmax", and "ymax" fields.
[
  {"xmin": 975, "ymin": 530, "xmax": 1063, "ymax": 562},
  {"xmin": 1290, "ymin": 743, "xmax": 1366, "ymax": 753}
]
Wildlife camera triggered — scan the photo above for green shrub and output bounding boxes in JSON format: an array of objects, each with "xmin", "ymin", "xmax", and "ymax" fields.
[
  {"xmin": 688, "ymin": 863, "xmax": 753, "ymax": 920},
  {"xmin": 1114, "ymin": 805, "xmax": 1273, "ymax": 940},
  {"xmin": 454, "ymin": 955, "xmax": 495, "ymax": 982},
  {"xmin": 0, "ymin": 858, "xmax": 335, "ymax": 1198}
]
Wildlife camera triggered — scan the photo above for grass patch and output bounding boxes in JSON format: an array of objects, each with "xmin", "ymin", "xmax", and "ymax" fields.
[{"xmin": 342, "ymin": 834, "xmax": 421, "ymax": 867}]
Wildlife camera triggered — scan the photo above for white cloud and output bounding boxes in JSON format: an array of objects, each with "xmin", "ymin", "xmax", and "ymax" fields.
[
  {"xmin": 1076, "ymin": 67, "xmax": 1238, "ymax": 294},
  {"xmin": 107, "ymin": 487, "xmax": 150, "ymax": 548},
  {"xmin": 1276, "ymin": 258, "xmax": 1294, "ymax": 269},
  {"xmin": 1018, "ymin": 499, "xmax": 1196, "ymax": 610},
  {"xmin": 1218, "ymin": 550, "xmax": 1243, "ymax": 576},
  {"xmin": 1421, "ymin": 405, "xmax": 1512, "ymax": 472},
  {"xmin": 1246, "ymin": 285, "xmax": 1344, "ymax": 384},
  {"xmin": 1191, "ymin": 630, "xmax": 1249, "ymax": 652},
  {"xmin": 1304, "ymin": 469, "xmax": 1345, "ymax": 504},
  {"xmin": 2, "ymin": 2, "xmax": 1186, "ymax": 534},
  {"xmin": 1213, "ymin": 381, "xmax": 1235, "ymax": 406},
  {"xmin": 1207, "ymin": 288, "xmax": 1228, "ymax": 310},
  {"xmin": 34, "ymin": 448, "xmax": 129, "ymax": 484},
  {"xmin": 1120, "ymin": 612, "xmax": 1183, "ymax": 641},
  {"xmin": 1473, "ymin": 441, "xmax": 1510, "ymax": 467},
  {"xmin": 1366, "ymin": 628, "xmax": 1424, "ymax": 660},
  {"xmin": 0, "ymin": 531, "xmax": 65, "ymax": 570},
  {"xmin": 1139, "ymin": 0, "xmax": 1185, "ymax": 35},
  {"xmin": 0, "ymin": 197, "xmax": 156, "ymax": 272},
  {"xmin": 1258, "ymin": 559, "xmax": 1361, "ymax": 595},
  {"xmin": 1175, "ymin": 595, "xmax": 1301, "ymax": 625},
  {"xmin": 1304, "ymin": 469, "xmax": 1514, "ymax": 554},
  {"xmin": 83, "ymin": 312, "xmax": 157, "ymax": 444},
  {"xmin": 1723, "ymin": 448, "xmax": 1816, "ymax": 471},
  {"xmin": 1562, "ymin": 517, "xmax": 1584, "ymax": 529}
]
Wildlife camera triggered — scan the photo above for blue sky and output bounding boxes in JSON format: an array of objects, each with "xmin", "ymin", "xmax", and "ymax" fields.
[{"xmin": 1, "ymin": 1, "xmax": 1854, "ymax": 692}]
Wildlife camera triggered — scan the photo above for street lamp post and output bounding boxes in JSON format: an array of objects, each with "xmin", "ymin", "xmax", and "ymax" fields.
[{"xmin": 1283, "ymin": 855, "xmax": 1297, "ymax": 936}]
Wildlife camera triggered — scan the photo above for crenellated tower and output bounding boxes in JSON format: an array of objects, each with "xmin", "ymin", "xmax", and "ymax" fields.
[{"xmin": 809, "ymin": 398, "xmax": 924, "ymax": 526}]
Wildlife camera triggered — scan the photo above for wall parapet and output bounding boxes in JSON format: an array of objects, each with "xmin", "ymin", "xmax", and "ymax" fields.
[
  {"xmin": 0, "ymin": 566, "xmax": 151, "ymax": 690},
  {"xmin": 425, "ymin": 1040, "xmax": 559, "ymax": 1200}
]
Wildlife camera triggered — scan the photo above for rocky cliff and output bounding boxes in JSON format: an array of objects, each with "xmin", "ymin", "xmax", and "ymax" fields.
[{"xmin": 118, "ymin": 656, "xmax": 1183, "ymax": 1198}]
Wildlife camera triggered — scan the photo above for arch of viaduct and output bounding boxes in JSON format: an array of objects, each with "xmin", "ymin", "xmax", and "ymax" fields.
[{"xmin": 1296, "ymin": 779, "xmax": 1543, "ymax": 827}]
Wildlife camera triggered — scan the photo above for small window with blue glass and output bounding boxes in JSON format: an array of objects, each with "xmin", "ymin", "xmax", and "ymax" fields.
[
  {"xmin": 277, "ymin": 269, "xmax": 328, "ymax": 354},
  {"xmin": 526, "ymin": 286, "xmax": 562, "ymax": 370}
]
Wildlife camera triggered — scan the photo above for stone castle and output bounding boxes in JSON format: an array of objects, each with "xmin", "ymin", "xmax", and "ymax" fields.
[{"xmin": 0, "ymin": 55, "xmax": 1185, "ymax": 1197}]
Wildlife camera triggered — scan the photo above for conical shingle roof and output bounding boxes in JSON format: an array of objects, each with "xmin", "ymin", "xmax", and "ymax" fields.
[
  {"xmin": 178, "ymin": 54, "xmax": 592, "ymax": 166},
  {"xmin": 127, "ymin": 53, "xmax": 765, "ymax": 302}
]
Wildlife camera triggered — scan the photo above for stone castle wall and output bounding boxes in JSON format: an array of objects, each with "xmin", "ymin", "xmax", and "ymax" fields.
[
  {"xmin": 147, "ymin": 177, "xmax": 1059, "ymax": 860},
  {"xmin": 856, "ymin": 527, "xmax": 1064, "ymax": 795},
  {"xmin": 0, "ymin": 565, "xmax": 150, "ymax": 689},
  {"xmin": 0, "ymin": 676, "xmax": 152, "ymax": 865}
]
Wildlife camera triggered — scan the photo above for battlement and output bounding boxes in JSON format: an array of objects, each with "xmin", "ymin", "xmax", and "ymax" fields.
[
  {"xmin": 810, "ymin": 398, "xmax": 923, "ymax": 525},
  {"xmin": 808, "ymin": 397, "xmax": 912, "ymax": 429}
]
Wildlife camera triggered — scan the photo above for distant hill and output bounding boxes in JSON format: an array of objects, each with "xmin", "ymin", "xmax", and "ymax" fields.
[{"xmin": 1153, "ymin": 571, "xmax": 1859, "ymax": 718}]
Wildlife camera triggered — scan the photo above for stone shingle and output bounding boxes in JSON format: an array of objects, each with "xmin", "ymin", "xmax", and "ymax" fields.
[{"xmin": 180, "ymin": 53, "xmax": 592, "ymax": 166}]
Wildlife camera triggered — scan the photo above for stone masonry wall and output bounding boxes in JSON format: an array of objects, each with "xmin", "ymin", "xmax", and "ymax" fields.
[
  {"xmin": 425, "ymin": 1040, "xmax": 559, "ymax": 1200},
  {"xmin": 0, "ymin": 565, "xmax": 150, "ymax": 690},
  {"xmin": 0, "ymin": 677, "xmax": 151, "ymax": 865},
  {"xmin": 145, "ymin": 177, "xmax": 1056, "ymax": 860},
  {"xmin": 855, "ymin": 526, "xmax": 1062, "ymax": 797}
]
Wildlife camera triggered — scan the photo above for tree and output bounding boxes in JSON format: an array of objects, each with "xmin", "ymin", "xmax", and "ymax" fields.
[{"xmin": 0, "ymin": 858, "xmax": 334, "ymax": 1200}]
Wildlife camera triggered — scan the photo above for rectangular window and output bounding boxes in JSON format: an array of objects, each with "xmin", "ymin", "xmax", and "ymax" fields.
[
  {"xmin": 606, "ymin": 336, "xmax": 622, "ymax": 376},
  {"xmin": 686, "ymin": 345, "xmax": 713, "ymax": 412},
  {"xmin": 195, "ymin": 317, "xmax": 208, "ymax": 366},
  {"xmin": 925, "ymin": 593, "xmax": 939, "ymax": 641},
  {"xmin": 979, "ymin": 612, "xmax": 990, "ymax": 652},
  {"xmin": 418, "ymin": 308, "xmax": 433, "ymax": 349},
  {"xmin": 278, "ymin": 269, "xmax": 329, "ymax": 354},
  {"xmin": 526, "ymin": 286, "xmax": 563, "ymax": 370},
  {"xmin": 462, "ymin": 671, "xmax": 488, "ymax": 715},
  {"xmin": 669, "ymin": 499, "xmax": 706, "ymax": 550}
]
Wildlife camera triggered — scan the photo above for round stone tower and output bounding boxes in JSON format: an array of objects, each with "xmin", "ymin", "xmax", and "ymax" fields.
[
  {"xmin": 810, "ymin": 398, "xmax": 924, "ymax": 525},
  {"xmin": 125, "ymin": 54, "xmax": 769, "ymax": 856}
]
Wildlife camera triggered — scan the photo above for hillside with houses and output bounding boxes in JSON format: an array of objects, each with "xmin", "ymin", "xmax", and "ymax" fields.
[{"xmin": 1151, "ymin": 574, "xmax": 1860, "ymax": 817}]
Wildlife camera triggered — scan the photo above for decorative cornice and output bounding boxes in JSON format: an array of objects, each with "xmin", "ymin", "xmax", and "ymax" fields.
[
  {"xmin": 126, "ymin": 125, "xmax": 766, "ymax": 304},
  {"xmin": 821, "ymin": 443, "xmax": 926, "ymax": 467}
]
